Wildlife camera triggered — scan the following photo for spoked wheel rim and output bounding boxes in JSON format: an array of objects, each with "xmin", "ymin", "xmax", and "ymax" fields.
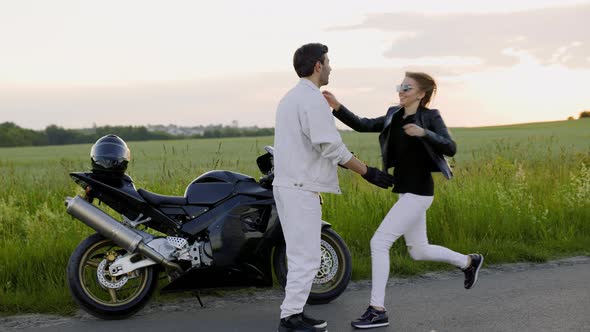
[
  {"xmin": 311, "ymin": 236, "xmax": 347, "ymax": 294},
  {"xmin": 78, "ymin": 239, "xmax": 151, "ymax": 307}
]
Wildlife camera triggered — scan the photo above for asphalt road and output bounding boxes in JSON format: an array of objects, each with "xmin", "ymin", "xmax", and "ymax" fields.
[{"xmin": 3, "ymin": 256, "xmax": 589, "ymax": 332}]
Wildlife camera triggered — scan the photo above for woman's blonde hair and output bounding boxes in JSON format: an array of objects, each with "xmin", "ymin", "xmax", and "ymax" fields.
[{"xmin": 405, "ymin": 71, "xmax": 437, "ymax": 107}]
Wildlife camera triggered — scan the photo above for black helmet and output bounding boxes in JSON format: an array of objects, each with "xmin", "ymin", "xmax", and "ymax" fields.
[{"xmin": 90, "ymin": 134, "xmax": 131, "ymax": 174}]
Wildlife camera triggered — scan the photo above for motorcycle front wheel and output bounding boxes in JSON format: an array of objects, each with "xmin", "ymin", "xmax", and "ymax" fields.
[
  {"xmin": 273, "ymin": 227, "xmax": 352, "ymax": 304},
  {"xmin": 66, "ymin": 233, "xmax": 159, "ymax": 319}
]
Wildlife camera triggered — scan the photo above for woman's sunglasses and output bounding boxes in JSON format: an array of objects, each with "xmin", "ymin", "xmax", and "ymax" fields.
[{"xmin": 396, "ymin": 84, "xmax": 414, "ymax": 93}]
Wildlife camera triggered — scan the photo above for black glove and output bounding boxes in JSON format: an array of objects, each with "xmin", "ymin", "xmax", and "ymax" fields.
[{"xmin": 362, "ymin": 166, "xmax": 395, "ymax": 189}]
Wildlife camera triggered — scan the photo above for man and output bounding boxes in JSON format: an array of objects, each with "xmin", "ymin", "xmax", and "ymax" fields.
[{"xmin": 273, "ymin": 43, "xmax": 395, "ymax": 332}]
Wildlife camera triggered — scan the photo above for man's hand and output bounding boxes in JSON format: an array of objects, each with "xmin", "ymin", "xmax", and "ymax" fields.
[
  {"xmin": 322, "ymin": 90, "xmax": 342, "ymax": 111},
  {"xmin": 403, "ymin": 123, "xmax": 426, "ymax": 137},
  {"xmin": 362, "ymin": 166, "xmax": 395, "ymax": 189}
]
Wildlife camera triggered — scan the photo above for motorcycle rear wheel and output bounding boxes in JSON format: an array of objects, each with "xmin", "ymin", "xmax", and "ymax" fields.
[
  {"xmin": 273, "ymin": 227, "xmax": 352, "ymax": 304},
  {"xmin": 66, "ymin": 233, "xmax": 159, "ymax": 319}
]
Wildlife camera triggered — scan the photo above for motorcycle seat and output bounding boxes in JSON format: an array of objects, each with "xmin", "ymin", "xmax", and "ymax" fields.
[{"xmin": 137, "ymin": 188, "xmax": 187, "ymax": 206}]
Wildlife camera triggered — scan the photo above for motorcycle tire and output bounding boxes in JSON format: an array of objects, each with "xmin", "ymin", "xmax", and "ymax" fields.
[
  {"xmin": 273, "ymin": 227, "xmax": 352, "ymax": 304},
  {"xmin": 66, "ymin": 233, "xmax": 159, "ymax": 320}
]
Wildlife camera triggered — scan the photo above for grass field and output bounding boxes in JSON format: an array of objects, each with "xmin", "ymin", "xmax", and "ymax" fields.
[{"xmin": 0, "ymin": 119, "xmax": 589, "ymax": 315}]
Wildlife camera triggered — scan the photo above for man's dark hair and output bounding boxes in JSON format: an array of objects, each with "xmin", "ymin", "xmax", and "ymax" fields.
[{"xmin": 293, "ymin": 43, "xmax": 328, "ymax": 78}]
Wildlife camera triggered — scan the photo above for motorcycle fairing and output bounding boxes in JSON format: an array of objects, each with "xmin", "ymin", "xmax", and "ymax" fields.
[{"xmin": 184, "ymin": 170, "xmax": 256, "ymax": 205}]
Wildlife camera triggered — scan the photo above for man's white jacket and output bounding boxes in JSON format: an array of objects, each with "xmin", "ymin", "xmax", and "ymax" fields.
[{"xmin": 272, "ymin": 78, "xmax": 353, "ymax": 194}]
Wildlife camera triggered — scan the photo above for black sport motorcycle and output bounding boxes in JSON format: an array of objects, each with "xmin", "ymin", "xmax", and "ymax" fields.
[{"xmin": 65, "ymin": 144, "xmax": 352, "ymax": 319}]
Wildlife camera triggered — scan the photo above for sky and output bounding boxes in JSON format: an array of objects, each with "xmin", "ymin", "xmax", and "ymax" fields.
[{"xmin": 0, "ymin": 0, "xmax": 589, "ymax": 130}]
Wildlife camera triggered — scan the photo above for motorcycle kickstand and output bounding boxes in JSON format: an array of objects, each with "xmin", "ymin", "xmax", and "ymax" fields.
[{"xmin": 192, "ymin": 291, "xmax": 204, "ymax": 308}]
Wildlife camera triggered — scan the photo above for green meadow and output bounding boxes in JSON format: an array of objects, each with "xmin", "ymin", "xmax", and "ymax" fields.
[{"xmin": 0, "ymin": 119, "xmax": 589, "ymax": 315}]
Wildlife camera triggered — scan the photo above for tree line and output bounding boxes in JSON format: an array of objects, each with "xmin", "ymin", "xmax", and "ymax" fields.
[
  {"xmin": 568, "ymin": 111, "xmax": 590, "ymax": 121},
  {"xmin": 0, "ymin": 122, "xmax": 274, "ymax": 148}
]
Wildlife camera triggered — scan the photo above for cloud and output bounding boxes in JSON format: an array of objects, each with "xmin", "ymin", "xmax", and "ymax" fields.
[
  {"xmin": 0, "ymin": 67, "xmax": 476, "ymax": 130},
  {"xmin": 3, "ymin": 63, "xmax": 586, "ymax": 131},
  {"xmin": 0, "ymin": 74, "xmax": 297, "ymax": 130},
  {"xmin": 329, "ymin": 4, "xmax": 590, "ymax": 70}
]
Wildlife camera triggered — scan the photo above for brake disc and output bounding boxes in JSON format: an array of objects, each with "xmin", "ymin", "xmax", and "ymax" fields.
[
  {"xmin": 97, "ymin": 259, "xmax": 129, "ymax": 289},
  {"xmin": 314, "ymin": 239, "xmax": 339, "ymax": 284}
]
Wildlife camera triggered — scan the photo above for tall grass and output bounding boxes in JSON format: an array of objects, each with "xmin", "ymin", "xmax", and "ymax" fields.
[{"xmin": 0, "ymin": 119, "xmax": 589, "ymax": 314}]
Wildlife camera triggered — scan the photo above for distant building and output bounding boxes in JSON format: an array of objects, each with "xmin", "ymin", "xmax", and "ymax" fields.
[{"xmin": 146, "ymin": 124, "xmax": 205, "ymax": 136}]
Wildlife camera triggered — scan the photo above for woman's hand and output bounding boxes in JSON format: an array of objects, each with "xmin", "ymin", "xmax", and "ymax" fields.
[
  {"xmin": 322, "ymin": 90, "xmax": 342, "ymax": 111},
  {"xmin": 403, "ymin": 123, "xmax": 426, "ymax": 137}
]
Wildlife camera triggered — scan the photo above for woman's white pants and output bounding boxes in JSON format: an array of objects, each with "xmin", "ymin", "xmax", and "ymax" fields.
[
  {"xmin": 273, "ymin": 186, "xmax": 322, "ymax": 319},
  {"xmin": 370, "ymin": 193, "xmax": 470, "ymax": 308}
]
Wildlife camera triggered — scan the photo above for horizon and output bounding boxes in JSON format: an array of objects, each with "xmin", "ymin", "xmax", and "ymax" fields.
[
  {"xmin": 1, "ymin": 0, "xmax": 589, "ymax": 130},
  {"xmin": 4, "ymin": 116, "xmax": 588, "ymax": 133}
]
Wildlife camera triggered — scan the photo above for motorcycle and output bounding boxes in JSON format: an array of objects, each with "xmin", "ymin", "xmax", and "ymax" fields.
[{"xmin": 65, "ymin": 143, "xmax": 352, "ymax": 319}]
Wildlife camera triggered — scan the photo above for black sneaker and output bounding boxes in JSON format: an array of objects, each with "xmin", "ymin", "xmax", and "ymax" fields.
[
  {"xmin": 351, "ymin": 306, "xmax": 389, "ymax": 329},
  {"xmin": 302, "ymin": 312, "xmax": 327, "ymax": 329},
  {"xmin": 278, "ymin": 313, "xmax": 327, "ymax": 332},
  {"xmin": 462, "ymin": 254, "xmax": 484, "ymax": 289}
]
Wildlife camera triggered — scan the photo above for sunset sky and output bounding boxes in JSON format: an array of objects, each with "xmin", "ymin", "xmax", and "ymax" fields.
[{"xmin": 0, "ymin": 0, "xmax": 588, "ymax": 130}]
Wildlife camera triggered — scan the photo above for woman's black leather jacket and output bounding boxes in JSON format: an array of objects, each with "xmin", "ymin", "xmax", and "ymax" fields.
[{"xmin": 333, "ymin": 105, "xmax": 456, "ymax": 179}]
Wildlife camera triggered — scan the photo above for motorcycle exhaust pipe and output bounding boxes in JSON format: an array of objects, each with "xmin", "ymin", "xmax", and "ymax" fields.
[{"xmin": 65, "ymin": 196, "xmax": 183, "ymax": 273}]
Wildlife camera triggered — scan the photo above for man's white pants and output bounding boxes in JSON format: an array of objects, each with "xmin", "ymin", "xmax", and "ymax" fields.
[
  {"xmin": 370, "ymin": 193, "xmax": 470, "ymax": 308},
  {"xmin": 273, "ymin": 186, "xmax": 322, "ymax": 319}
]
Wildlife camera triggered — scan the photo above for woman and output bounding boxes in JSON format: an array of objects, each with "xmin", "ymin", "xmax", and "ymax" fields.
[{"xmin": 322, "ymin": 72, "xmax": 483, "ymax": 329}]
